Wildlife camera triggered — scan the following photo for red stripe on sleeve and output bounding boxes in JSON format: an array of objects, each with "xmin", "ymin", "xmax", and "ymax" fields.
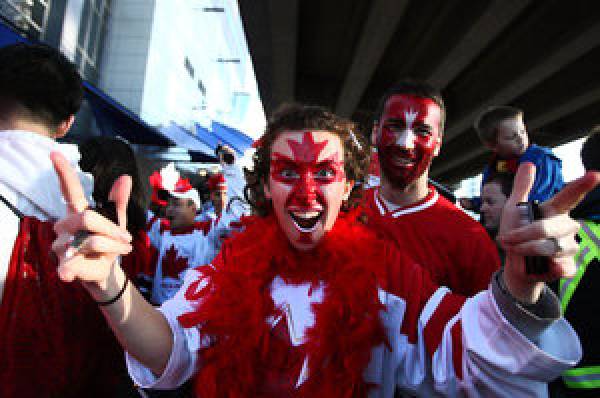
[
  {"xmin": 423, "ymin": 293, "xmax": 466, "ymax": 359},
  {"xmin": 451, "ymin": 319, "xmax": 463, "ymax": 380}
]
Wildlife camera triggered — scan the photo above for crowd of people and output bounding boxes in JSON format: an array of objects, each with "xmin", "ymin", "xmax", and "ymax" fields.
[{"xmin": 1, "ymin": 42, "xmax": 599, "ymax": 398}]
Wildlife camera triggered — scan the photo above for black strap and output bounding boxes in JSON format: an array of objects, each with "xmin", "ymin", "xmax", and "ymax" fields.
[
  {"xmin": 0, "ymin": 192, "xmax": 24, "ymax": 219},
  {"xmin": 96, "ymin": 277, "xmax": 129, "ymax": 306}
]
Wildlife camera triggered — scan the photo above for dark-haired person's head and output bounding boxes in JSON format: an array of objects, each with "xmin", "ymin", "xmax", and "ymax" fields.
[
  {"xmin": 0, "ymin": 43, "xmax": 82, "ymax": 138},
  {"xmin": 581, "ymin": 126, "xmax": 600, "ymax": 172},
  {"xmin": 216, "ymin": 144, "xmax": 236, "ymax": 165},
  {"xmin": 79, "ymin": 136, "xmax": 148, "ymax": 233},
  {"xmin": 372, "ymin": 80, "xmax": 445, "ymax": 189},
  {"xmin": 480, "ymin": 172, "xmax": 513, "ymax": 235}
]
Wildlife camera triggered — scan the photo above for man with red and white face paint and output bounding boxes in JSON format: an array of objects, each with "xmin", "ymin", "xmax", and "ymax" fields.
[
  {"xmin": 376, "ymin": 94, "xmax": 442, "ymax": 193},
  {"xmin": 265, "ymin": 130, "xmax": 352, "ymax": 251},
  {"xmin": 364, "ymin": 81, "xmax": 501, "ymax": 296}
]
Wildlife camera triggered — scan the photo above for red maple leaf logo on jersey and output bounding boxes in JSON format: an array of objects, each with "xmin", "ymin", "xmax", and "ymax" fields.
[{"xmin": 161, "ymin": 244, "xmax": 189, "ymax": 279}]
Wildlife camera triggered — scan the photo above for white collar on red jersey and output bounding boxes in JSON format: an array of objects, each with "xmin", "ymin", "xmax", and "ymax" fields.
[{"xmin": 374, "ymin": 186, "xmax": 439, "ymax": 218}]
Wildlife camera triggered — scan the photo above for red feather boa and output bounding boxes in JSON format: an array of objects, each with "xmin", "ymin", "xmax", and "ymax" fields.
[{"xmin": 178, "ymin": 209, "xmax": 392, "ymax": 397}]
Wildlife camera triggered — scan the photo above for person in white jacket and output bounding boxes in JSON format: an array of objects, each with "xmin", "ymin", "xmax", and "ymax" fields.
[
  {"xmin": 0, "ymin": 43, "xmax": 133, "ymax": 397},
  {"xmin": 216, "ymin": 143, "xmax": 249, "ymax": 206},
  {"xmin": 0, "ymin": 43, "xmax": 93, "ymax": 300},
  {"xmin": 50, "ymin": 104, "xmax": 599, "ymax": 397}
]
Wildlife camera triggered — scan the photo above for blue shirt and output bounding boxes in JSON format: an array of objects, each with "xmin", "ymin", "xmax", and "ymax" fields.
[{"xmin": 478, "ymin": 144, "xmax": 564, "ymax": 207}]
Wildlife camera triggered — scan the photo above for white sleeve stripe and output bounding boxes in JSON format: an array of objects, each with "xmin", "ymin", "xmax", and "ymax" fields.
[
  {"xmin": 419, "ymin": 287, "xmax": 451, "ymax": 327},
  {"xmin": 374, "ymin": 188, "xmax": 386, "ymax": 215}
]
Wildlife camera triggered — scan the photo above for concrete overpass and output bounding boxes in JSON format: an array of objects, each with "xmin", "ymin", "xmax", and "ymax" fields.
[{"xmin": 239, "ymin": 0, "xmax": 600, "ymax": 185}]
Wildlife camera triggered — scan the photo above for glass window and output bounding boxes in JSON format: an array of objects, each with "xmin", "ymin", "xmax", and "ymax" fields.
[
  {"xmin": 31, "ymin": 0, "xmax": 47, "ymax": 28},
  {"xmin": 87, "ymin": 10, "xmax": 100, "ymax": 57},
  {"xmin": 184, "ymin": 57, "xmax": 195, "ymax": 78},
  {"xmin": 77, "ymin": 0, "xmax": 91, "ymax": 47},
  {"xmin": 84, "ymin": 60, "xmax": 97, "ymax": 82},
  {"xmin": 0, "ymin": 0, "xmax": 48, "ymax": 39},
  {"xmin": 75, "ymin": 48, "xmax": 83, "ymax": 69}
]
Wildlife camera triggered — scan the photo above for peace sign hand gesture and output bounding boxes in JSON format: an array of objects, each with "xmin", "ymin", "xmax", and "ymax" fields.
[{"xmin": 50, "ymin": 152, "xmax": 133, "ymax": 295}]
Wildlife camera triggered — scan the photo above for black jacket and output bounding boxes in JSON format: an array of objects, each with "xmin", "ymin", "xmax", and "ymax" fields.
[{"xmin": 551, "ymin": 187, "xmax": 600, "ymax": 397}]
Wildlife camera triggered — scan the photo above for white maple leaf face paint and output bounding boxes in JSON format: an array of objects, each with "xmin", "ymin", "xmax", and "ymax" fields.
[
  {"xmin": 404, "ymin": 109, "xmax": 418, "ymax": 129},
  {"xmin": 394, "ymin": 108, "xmax": 419, "ymax": 147}
]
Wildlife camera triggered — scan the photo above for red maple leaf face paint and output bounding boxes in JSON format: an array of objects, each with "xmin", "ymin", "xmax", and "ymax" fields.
[
  {"xmin": 375, "ymin": 94, "xmax": 442, "ymax": 188},
  {"xmin": 267, "ymin": 131, "xmax": 348, "ymax": 251}
]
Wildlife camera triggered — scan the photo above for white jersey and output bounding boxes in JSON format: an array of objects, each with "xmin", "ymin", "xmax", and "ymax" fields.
[
  {"xmin": 221, "ymin": 163, "xmax": 246, "ymax": 204},
  {"xmin": 146, "ymin": 220, "xmax": 213, "ymax": 305},
  {"xmin": 203, "ymin": 201, "xmax": 248, "ymax": 263},
  {"xmin": 127, "ymin": 266, "xmax": 581, "ymax": 397}
]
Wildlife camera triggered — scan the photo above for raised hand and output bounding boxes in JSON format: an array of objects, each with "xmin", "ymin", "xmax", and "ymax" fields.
[
  {"xmin": 498, "ymin": 163, "xmax": 600, "ymax": 303},
  {"xmin": 50, "ymin": 151, "xmax": 133, "ymax": 290}
]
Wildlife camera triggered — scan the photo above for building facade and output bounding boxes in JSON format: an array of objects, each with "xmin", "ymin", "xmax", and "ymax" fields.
[
  {"xmin": 0, "ymin": 0, "xmax": 264, "ymax": 143},
  {"xmin": 99, "ymin": 0, "xmax": 264, "ymax": 138}
]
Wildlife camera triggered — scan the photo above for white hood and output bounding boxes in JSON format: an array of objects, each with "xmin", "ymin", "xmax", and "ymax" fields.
[{"xmin": 0, "ymin": 130, "xmax": 93, "ymax": 220}]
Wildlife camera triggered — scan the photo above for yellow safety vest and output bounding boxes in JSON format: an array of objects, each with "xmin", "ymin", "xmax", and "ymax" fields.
[{"xmin": 559, "ymin": 220, "xmax": 600, "ymax": 389}]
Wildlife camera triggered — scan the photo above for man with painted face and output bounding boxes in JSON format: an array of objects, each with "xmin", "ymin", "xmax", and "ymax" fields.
[
  {"xmin": 48, "ymin": 103, "xmax": 597, "ymax": 397},
  {"xmin": 363, "ymin": 81, "xmax": 500, "ymax": 296},
  {"xmin": 146, "ymin": 176, "xmax": 214, "ymax": 305}
]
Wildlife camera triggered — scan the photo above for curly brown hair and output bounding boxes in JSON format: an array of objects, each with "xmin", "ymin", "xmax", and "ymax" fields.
[{"xmin": 244, "ymin": 103, "xmax": 369, "ymax": 216}]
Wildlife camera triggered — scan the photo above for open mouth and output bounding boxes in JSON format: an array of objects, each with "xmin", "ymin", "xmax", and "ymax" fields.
[
  {"xmin": 383, "ymin": 148, "xmax": 417, "ymax": 168},
  {"xmin": 391, "ymin": 157, "xmax": 415, "ymax": 167},
  {"xmin": 387, "ymin": 154, "xmax": 416, "ymax": 168},
  {"xmin": 289, "ymin": 210, "xmax": 323, "ymax": 232}
]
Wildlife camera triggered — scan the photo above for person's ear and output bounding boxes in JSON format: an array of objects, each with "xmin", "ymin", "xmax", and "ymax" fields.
[
  {"xmin": 371, "ymin": 122, "xmax": 379, "ymax": 146},
  {"xmin": 264, "ymin": 180, "xmax": 272, "ymax": 199},
  {"xmin": 54, "ymin": 115, "xmax": 75, "ymax": 138},
  {"xmin": 433, "ymin": 135, "xmax": 442, "ymax": 157},
  {"xmin": 342, "ymin": 179, "xmax": 354, "ymax": 201}
]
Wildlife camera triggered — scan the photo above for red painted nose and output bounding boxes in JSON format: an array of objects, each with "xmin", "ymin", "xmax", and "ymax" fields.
[{"xmin": 291, "ymin": 174, "xmax": 319, "ymax": 207}]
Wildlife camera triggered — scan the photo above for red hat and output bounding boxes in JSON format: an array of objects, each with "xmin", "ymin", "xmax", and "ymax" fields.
[
  {"xmin": 207, "ymin": 173, "xmax": 227, "ymax": 192},
  {"xmin": 252, "ymin": 136, "xmax": 264, "ymax": 148},
  {"xmin": 168, "ymin": 178, "xmax": 201, "ymax": 208},
  {"xmin": 149, "ymin": 163, "xmax": 181, "ymax": 206}
]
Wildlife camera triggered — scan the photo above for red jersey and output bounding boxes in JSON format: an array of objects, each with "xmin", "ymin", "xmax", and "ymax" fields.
[
  {"xmin": 0, "ymin": 217, "xmax": 131, "ymax": 397},
  {"xmin": 361, "ymin": 187, "xmax": 500, "ymax": 296}
]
